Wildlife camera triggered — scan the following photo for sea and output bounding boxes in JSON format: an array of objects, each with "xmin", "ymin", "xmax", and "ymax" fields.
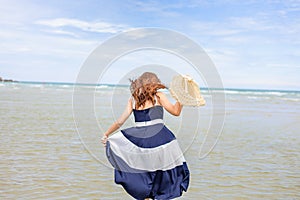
[{"xmin": 1, "ymin": 81, "xmax": 299, "ymax": 200}]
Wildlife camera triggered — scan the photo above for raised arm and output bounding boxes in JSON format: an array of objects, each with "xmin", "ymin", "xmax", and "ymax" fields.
[
  {"xmin": 102, "ymin": 97, "xmax": 133, "ymax": 139},
  {"xmin": 156, "ymin": 92, "xmax": 183, "ymax": 116}
]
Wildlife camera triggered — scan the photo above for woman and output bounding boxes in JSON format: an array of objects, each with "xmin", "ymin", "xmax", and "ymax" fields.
[{"xmin": 101, "ymin": 72, "xmax": 190, "ymax": 200}]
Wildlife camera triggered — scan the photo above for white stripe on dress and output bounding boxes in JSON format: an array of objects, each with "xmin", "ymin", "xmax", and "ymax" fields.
[
  {"xmin": 135, "ymin": 119, "xmax": 164, "ymax": 127},
  {"xmin": 108, "ymin": 131, "xmax": 186, "ymax": 171}
]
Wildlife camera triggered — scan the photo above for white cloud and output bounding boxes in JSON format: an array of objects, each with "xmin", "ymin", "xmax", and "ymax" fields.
[
  {"xmin": 206, "ymin": 48, "xmax": 239, "ymax": 66},
  {"xmin": 41, "ymin": 29, "xmax": 80, "ymax": 38},
  {"xmin": 0, "ymin": 26, "xmax": 98, "ymax": 55},
  {"xmin": 35, "ymin": 18, "xmax": 129, "ymax": 34}
]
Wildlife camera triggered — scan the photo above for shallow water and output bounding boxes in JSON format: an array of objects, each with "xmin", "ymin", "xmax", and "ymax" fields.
[{"xmin": 0, "ymin": 82, "xmax": 299, "ymax": 199}]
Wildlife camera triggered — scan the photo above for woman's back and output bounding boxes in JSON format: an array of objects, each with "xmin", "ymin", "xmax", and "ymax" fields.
[{"xmin": 133, "ymin": 105, "xmax": 163, "ymax": 122}]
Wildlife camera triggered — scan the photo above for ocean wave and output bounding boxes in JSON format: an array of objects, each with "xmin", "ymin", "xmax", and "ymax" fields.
[
  {"xmin": 29, "ymin": 84, "xmax": 44, "ymax": 88},
  {"xmin": 60, "ymin": 84, "xmax": 72, "ymax": 88},
  {"xmin": 220, "ymin": 89, "xmax": 300, "ymax": 99},
  {"xmin": 280, "ymin": 98, "xmax": 300, "ymax": 102},
  {"xmin": 97, "ymin": 85, "xmax": 109, "ymax": 89},
  {"xmin": 2, "ymin": 82, "xmax": 299, "ymax": 99}
]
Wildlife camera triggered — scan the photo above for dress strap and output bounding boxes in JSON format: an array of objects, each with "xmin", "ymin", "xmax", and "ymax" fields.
[
  {"xmin": 131, "ymin": 97, "xmax": 136, "ymax": 109},
  {"xmin": 154, "ymin": 95, "xmax": 159, "ymax": 106}
]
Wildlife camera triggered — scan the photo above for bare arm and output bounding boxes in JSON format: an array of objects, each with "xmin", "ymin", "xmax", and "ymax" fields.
[
  {"xmin": 156, "ymin": 92, "xmax": 183, "ymax": 116},
  {"xmin": 103, "ymin": 98, "xmax": 133, "ymax": 137}
]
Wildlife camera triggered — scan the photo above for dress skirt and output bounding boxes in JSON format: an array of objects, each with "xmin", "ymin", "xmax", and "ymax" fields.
[{"xmin": 106, "ymin": 120, "xmax": 190, "ymax": 200}]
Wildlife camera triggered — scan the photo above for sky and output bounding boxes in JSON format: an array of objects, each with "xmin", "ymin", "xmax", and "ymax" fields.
[{"xmin": 0, "ymin": 0, "xmax": 299, "ymax": 90}]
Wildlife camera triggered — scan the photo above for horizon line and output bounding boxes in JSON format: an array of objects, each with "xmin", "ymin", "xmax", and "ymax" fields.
[{"xmin": 2, "ymin": 80, "xmax": 299, "ymax": 93}]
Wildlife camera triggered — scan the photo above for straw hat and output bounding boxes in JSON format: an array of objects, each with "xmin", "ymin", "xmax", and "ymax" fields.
[{"xmin": 169, "ymin": 74, "xmax": 205, "ymax": 106}]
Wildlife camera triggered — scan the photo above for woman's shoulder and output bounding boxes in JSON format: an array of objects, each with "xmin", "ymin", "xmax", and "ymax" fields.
[
  {"xmin": 156, "ymin": 91, "xmax": 165, "ymax": 98},
  {"xmin": 155, "ymin": 91, "xmax": 167, "ymax": 105}
]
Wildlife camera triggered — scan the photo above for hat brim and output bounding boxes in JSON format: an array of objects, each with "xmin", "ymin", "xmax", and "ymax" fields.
[{"xmin": 169, "ymin": 75, "xmax": 205, "ymax": 106}]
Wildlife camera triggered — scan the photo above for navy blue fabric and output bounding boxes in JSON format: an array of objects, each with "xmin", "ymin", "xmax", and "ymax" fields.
[
  {"xmin": 114, "ymin": 162, "xmax": 190, "ymax": 200},
  {"xmin": 133, "ymin": 106, "xmax": 163, "ymax": 122},
  {"xmin": 121, "ymin": 125, "xmax": 175, "ymax": 148}
]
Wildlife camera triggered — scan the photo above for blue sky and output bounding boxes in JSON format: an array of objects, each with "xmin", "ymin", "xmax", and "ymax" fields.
[{"xmin": 0, "ymin": 0, "xmax": 299, "ymax": 90}]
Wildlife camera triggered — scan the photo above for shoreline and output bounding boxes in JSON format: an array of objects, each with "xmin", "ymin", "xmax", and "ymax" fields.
[{"xmin": 1, "ymin": 80, "xmax": 299, "ymax": 93}]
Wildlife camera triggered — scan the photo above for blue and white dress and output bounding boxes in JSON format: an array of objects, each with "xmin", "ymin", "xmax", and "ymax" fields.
[{"xmin": 106, "ymin": 101, "xmax": 190, "ymax": 200}]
